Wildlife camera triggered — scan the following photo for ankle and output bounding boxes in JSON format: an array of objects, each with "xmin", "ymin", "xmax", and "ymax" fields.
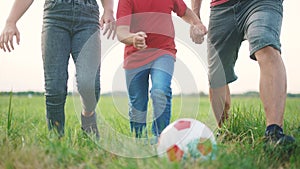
[
  {"xmin": 82, "ymin": 111, "xmax": 94, "ymax": 117},
  {"xmin": 265, "ymin": 124, "xmax": 283, "ymax": 137},
  {"xmin": 266, "ymin": 124, "xmax": 282, "ymax": 132}
]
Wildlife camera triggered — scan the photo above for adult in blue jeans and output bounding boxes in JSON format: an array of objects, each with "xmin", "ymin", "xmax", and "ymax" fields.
[
  {"xmin": 191, "ymin": 0, "xmax": 295, "ymax": 150},
  {"xmin": 0, "ymin": 0, "xmax": 115, "ymax": 138},
  {"xmin": 116, "ymin": 0, "xmax": 207, "ymax": 142}
]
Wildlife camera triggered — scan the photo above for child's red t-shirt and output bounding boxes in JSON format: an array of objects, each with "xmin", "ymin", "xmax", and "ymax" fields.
[{"xmin": 117, "ymin": 0, "xmax": 187, "ymax": 69}]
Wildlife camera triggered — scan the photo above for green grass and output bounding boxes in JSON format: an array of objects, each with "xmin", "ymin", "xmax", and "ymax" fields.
[{"xmin": 0, "ymin": 94, "xmax": 299, "ymax": 169}]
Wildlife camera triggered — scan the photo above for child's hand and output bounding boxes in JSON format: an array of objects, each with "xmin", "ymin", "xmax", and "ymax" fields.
[{"xmin": 133, "ymin": 31, "xmax": 147, "ymax": 50}]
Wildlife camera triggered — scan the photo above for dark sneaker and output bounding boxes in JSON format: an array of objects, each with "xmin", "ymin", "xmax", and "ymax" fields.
[
  {"xmin": 47, "ymin": 118, "xmax": 64, "ymax": 138},
  {"xmin": 81, "ymin": 112, "xmax": 100, "ymax": 139},
  {"xmin": 264, "ymin": 124, "xmax": 296, "ymax": 158},
  {"xmin": 264, "ymin": 125, "xmax": 295, "ymax": 145}
]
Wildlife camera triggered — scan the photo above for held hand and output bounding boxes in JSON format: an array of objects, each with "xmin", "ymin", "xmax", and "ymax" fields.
[
  {"xmin": 0, "ymin": 22, "xmax": 20, "ymax": 52},
  {"xmin": 190, "ymin": 23, "xmax": 207, "ymax": 44},
  {"xmin": 100, "ymin": 10, "xmax": 116, "ymax": 40},
  {"xmin": 133, "ymin": 32, "xmax": 147, "ymax": 50}
]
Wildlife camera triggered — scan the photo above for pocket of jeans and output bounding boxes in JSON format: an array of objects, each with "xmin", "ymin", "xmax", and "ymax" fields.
[{"xmin": 44, "ymin": 0, "xmax": 57, "ymax": 10}]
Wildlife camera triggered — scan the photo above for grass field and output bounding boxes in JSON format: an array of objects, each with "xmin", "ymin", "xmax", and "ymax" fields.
[{"xmin": 0, "ymin": 94, "xmax": 299, "ymax": 169}]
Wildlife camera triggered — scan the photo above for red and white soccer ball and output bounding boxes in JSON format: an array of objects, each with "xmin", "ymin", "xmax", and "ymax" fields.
[{"xmin": 157, "ymin": 118, "xmax": 217, "ymax": 162}]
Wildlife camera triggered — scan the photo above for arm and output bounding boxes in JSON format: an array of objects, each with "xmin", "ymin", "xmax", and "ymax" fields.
[
  {"xmin": 181, "ymin": 7, "xmax": 207, "ymax": 33},
  {"xmin": 100, "ymin": 0, "xmax": 116, "ymax": 39},
  {"xmin": 185, "ymin": 0, "xmax": 207, "ymax": 44},
  {"xmin": 0, "ymin": 0, "xmax": 34, "ymax": 52},
  {"xmin": 116, "ymin": 26, "xmax": 147, "ymax": 50},
  {"xmin": 191, "ymin": 0, "xmax": 202, "ymax": 19},
  {"xmin": 181, "ymin": 7, "xmax": 207, "ymax": 44}
]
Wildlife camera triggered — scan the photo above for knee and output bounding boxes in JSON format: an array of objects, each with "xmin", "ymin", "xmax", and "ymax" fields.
[
  {"xmin": 150, "ymin": 85, "xmax": 172, "ymax": 100},
  {"xmin": 45, "ymin": 81, "xmax": 67, "ymax": 103},
  {"xmin": 130, "ymin": 98, "xmax": 148, "ymax": 112},
  {"xmin": 255, "ymin": 46, "xmax": 282, "ymax": 65},
  {"xmin": 151, "ymin": 88, "xmax": 165, "ymax": 101},
  {"xmin": 45, "ymin": 92, "xmax": 67, "ymax": 106},
  {"xmin": 77, "ymin": 79, "xmax": 98, "ymax": 94},
  {"xmin": 44, "ymin": 77, "xmax": 68, "ymax": 97},
  {"xmin": 78, "ymin": 81, "xmax": 93, "ymax": 91},
  {"xmin": 77, "ymin": 69, "xmax": 100, "ymax": 94}
]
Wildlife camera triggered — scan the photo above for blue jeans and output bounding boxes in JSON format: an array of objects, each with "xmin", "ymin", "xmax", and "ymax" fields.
[
  {"xmin": 207, "ymin": 0, "xmax": 283, "ymax": 88},
  {"xmin": 42, "ymin": 0, "xmax": 101, "ymax": 134},
  {"xmin": 125, "ymin": 55, "xmax": 175, "ymax": 137}
]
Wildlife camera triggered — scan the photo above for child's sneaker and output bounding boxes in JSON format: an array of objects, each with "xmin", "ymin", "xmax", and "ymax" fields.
[
  {"xmin": 150, "ymin": 136, "xmax": 159, "ymax": 145},
  {"xmin": 81, "ymin": 112, "xmax": 100, "ymax": 139}
]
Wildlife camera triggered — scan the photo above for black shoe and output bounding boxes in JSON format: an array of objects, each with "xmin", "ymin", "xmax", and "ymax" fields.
[
  {"xmin": 264, "ymin": 124, "xmax": 295, "ymax": 145},
  {"xmin": 263, "ymin": 124, "xmax": 296, "ymax": 158},
  {"xmin": 47, "ymin": 119, "xmax": 64, "ymax": 138},
  {"xmin": 81, "ymin": 112, "xmax": 100, "ymax": 139}
]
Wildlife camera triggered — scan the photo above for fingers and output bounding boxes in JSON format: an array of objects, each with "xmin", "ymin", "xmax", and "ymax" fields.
[
  {"xmin": 101, "ymin": 14, "xmax": 116, "ymax": 40},
  {"xmin": 16, "ymin": 31, "xmax": 20, "ymax": 45},
  {"xmin": 133, "ymin": 32, "xmax": 147, "ymax": 50},
  {"xmin": 103, "ymin": 21, "xmax": 116, "ymax": 40},
  {"xmin": 111, "ymin": 27, "xmax": 116, "ymax": 40},
  {"xmin": 3, "ymin": 33, "xmax": 12, "ymax": 52},
  {"xmin": 193, "ymin": 36, "xmax": 204, "ymax": 44},
  {"xmin": 99, "ymin": 18, "xmax": 104, "ymax": 28},
  {"xmin": 136, "ymin": 32, "xmax": 147, "ymax": 38},
  {"xmin": 133, "ymin": 39, "xmax": 147, "ymax": 49},
  {"xmin": 4, "ymin": 36, "xmax": 12, "ymax": 52},
  {"xmin": 0, "ymin": 35, "xmax": 4, "ymax": 51},
  {"xmin": 0, "ymin": 29, "xmax": 20, "ymax": 52},
  {"xmin": 190, "ymin": 25, "xmax": 206, "ymax": 44},
  {"xmin": 9, "ymin": 33, "xmax": 15, "ymax": 51},
  {"xmin": 0, "ymin": 34, "xmax": 10, "ymax": 52}
]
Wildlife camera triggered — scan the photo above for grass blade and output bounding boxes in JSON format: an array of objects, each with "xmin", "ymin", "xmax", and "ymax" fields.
[{"xmin": 7, "ymin": 91, "xmax": 13, "ymax": 137}]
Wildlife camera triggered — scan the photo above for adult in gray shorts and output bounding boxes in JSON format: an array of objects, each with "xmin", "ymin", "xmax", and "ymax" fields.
[{"xmin": 191, "ymin": 0, "xmax": 295, "ymax": 149}]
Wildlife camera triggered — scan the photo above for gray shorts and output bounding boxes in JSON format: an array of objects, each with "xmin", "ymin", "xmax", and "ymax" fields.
[{"xmin": 207, "ymin": 0, "xmax": 283, "ymax": 88}]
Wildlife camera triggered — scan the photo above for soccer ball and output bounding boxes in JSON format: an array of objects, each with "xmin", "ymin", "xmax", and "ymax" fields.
[{"xmin": 157, "ymin": 118, "xmax": 217, "ymax": 162}]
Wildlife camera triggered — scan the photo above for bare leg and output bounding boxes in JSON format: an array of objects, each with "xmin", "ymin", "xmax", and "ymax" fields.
[
  {"xmin": 209, "ymin": 85, "xmax": 231, "ymax": 127},
  {"xmin": 255, "ymin": 46, "xmax": 286, "ymax": 127}
]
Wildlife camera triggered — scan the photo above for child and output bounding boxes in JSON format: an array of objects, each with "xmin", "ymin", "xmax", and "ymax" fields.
[{"xmin": 116, "ymin": 0, "xmax": 207, "ymax": 142}]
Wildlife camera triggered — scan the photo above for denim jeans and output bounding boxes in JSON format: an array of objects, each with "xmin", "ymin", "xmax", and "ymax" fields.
[
  {"xmin": 42, "ymin": 0, "xmax": 101, "ymax": 134},
  {"xmin": 125, "ymin": 55, "xmax": 175, "ymax": 137}
]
